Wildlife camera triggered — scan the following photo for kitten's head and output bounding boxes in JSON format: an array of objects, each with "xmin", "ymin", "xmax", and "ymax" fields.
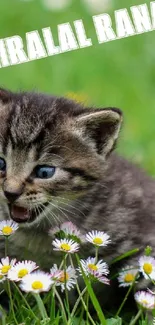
[{"xmin": 0, "ymin": 88, "xmax": 123, "ymax": 226}]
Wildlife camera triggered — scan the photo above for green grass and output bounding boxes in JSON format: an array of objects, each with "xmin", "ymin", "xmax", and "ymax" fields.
[{"xmin": 0, "ymin": 232, "xmax": 154, "ymax": 325}]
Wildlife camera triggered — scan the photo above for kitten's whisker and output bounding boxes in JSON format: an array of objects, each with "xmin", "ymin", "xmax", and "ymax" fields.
[
  {"xmin": 52, "ymin": 199, "xmax": 86, "ymax": 218},
  {"xmin": 47, "ymin": 201, "xmax": 70, "ymax": 223},
  {"xmin": 47, "ymin": 194, "xmax": 89, "ymax": 210},
  {"xmin": 37, "ymin": 201, "xmax": 61, "ymax": 227}
]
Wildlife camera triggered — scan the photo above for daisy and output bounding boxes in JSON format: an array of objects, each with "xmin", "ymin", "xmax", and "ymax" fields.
[
  {"xmin": 0, "ymin": 257, "xmax": 16, "ymax": 275},
  {"xmin": 50, "ymin": 264, "xmax": 62, "ymax": 282},
  {"xmin": 61, "ymin": 222, "xmax": 81, "ymax": 237},
  {"xmin": 86, "ymin": 231, "xmax": 111, "ymax": 247},
  {"xmin": 20, "ymin": 271, "xmax": 52, "ymax": 293},
  {"xmin": 97, "ymin": 275, "xmax": 110, "ymax": 285},
  {"xmin": 52, "ymin": 238, "xmax": 79, "ymax": 253},
  {"xmin": 135, "ymin": 291, "xmax": 155, "ymax": 310},
  {"xmin": 79, "ymin": 257, "xmax": 109, "ymax": 285},
  {"xmin": 50, "ymin": 264, "xmax": 77, "ymax": 291},
  {"xmin": 8, "ymin": 260, "xmax": 38, "ymax": 281},
  {"xmin": 0, "ymin": 220, "xmax": 19, "ymax": 236},
  {"xmin": 79, "ymin": 257, "xmax": 109, "ymax": 276},
  {"xmin": 139, "ymin": 256, "xmax": 155, "ymax": 280},
  {"xmin": 118, "ymin": 266, "xmax": 139, "ymax": 287},
  {"xmin": 82, "ymin": 0, "xmax": 112, "ymax": 14},
  {"xmin": 49, "ymin": 222, "xmax": 84, "ymax": 243},
  {"xmin": 43, "ymin": 0, "xmax": 72, "ymax": 11}
]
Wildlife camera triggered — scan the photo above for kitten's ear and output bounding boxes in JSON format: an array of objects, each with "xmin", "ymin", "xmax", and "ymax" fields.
[
  {"xmin": 0, "ymin": 88, "xmax": 11, "ymax": 104},
  {"xmin": 74, "ymin": 108, "xmax": 123, "ymax": 156}
]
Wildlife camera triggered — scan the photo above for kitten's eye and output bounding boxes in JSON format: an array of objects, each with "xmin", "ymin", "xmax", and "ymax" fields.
[
  {"xmin": 0, "ymin": 158, "xmax": 6, "ymax": 172},
  {"xmin": 34, "ymin": 166, "xmax": 56, "ymax": 179}
]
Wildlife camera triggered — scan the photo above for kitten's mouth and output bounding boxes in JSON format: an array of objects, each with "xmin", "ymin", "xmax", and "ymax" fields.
[{"xmin": 8, "ymin": 203, "xmax": 49, "ymax": 224}]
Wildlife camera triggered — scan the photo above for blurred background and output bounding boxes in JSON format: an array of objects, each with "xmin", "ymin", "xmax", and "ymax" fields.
[{"xmin": 0, "ymin": 0, "xmax": 155, "ymax": 175}]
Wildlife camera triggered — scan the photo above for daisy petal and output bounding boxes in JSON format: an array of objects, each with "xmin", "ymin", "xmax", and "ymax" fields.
[
  {"xmin": 0, "ymin": 220, "xmax": 19, "ymax": 236},
  {"xmin": 52, "ymin": 238, "xmax": 79, "ymax": 253},
  {"xmin": 8, "ymin": 260, "xmax": 38, "ymax": 281},
  {"xmin": 86, "ymin": 231, "xmax": 111, "ymax": 247},
  {"xmin": 20, "ymin": 270, "xmax": 52, "ymax": 293}
]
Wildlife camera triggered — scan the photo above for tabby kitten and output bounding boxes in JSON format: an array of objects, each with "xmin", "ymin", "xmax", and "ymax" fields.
[{"xmin": 0, "ymin": 88, "xmax": 154, "ymax": 311}]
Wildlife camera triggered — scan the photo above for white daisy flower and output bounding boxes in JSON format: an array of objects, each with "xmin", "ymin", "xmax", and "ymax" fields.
[
  {"xmin": 49, "ymin": 226, "xmax": 60, "ymax": 236},
  {"xmin": 49, "ymin": 222, "xmax": 84, "ymax": 242},
  {"xmin": 52, "ymin": 238, "xmax": 79, "ymax": 253},
  {"xmin": 61, "ymin": 222, "xmax": 81, "ymax": 237},
  {"xmin": 50, "ymin": 264, "xmax": 77, "ymax": 291},
  {"xmin": 0, "ymin": 257, "xmax": 16, "ymax": 275},
  {"xmin": 97, "ymin": 275, "xmax": 110, "ymax": 285},
  {"xmin": 86, "ymin": 231, "xmax": 111, "ymax": 247},
  {"xmin": 50, "ymin": 264, "xmax": 62, "ymax": 281},
  {"xmin": 139, "ymin": 256, "xmax": 155, "ymax": 280},
  {"xmin": 43, "ymin": 0, "xmax": 72, "ymax": 11},
  {"xmin": 135, "ymin": 291, "xmax": 155, "ymax": 310},
  {"xmin": 8, "ymin": 260, "xmax": 38, "ymax": 282},
  {"xmin": 0, "ymin": 220, "xmax": 19, "ymax": 236},
  {"xmin": 82, "ymin": 0, "xmax": 112, "ymax": 14},
  {"xmin": 79, "ymin": 257, "xmax": 109, "ymax": 276},
  {"xmin": 20, "ymin": 271, "xmax": 52, "ymax": 293},
  {"xmin": 118, "ymin": 266, "xmax": 139, "ymax": 287}
]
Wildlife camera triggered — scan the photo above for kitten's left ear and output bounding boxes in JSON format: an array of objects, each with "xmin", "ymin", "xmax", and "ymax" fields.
[
  {"xmin": 74, "ymin": 108, "xmax": 123, "ymax": 156},
  {"xmin": 0, "ymin": 88, "xmax": 12, "ymax": 104}
]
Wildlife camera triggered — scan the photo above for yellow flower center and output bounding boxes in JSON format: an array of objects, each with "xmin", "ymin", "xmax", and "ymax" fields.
[
  {"xmin": 2, "ymin": 226, "xmax": 13, "ymax": 236},
  {"xmin": 18, "ymin": 269, "xmax": 28, "ymax": 278},
  {"xmin": 88, "ymin": 263, "xmax": 98, "ymax": 271},
  {"xmin": 60, "ymin": 243, "xmax": 71, "ymax": 251},
  {"xmin": 124, "ymin": 273, "xmax": 135, "ymax": 283},
  {"xmin": 32, "ymin": 281, "xmax": 43, "ymax": 290},
  {"xmin": 142, "ymin": 300, "xmax": 148, "ymax": 305},
  {"xmin": 143, "ymin": 263, "xmax": 153, "ymax": 274},
  {"xmin": 1, "ymin": 265, "xmax": 11, "ymax": 274},
  {"xmin": 93, "ymin": 237, "xmax": 103, "ymax": 245},
  {"xmin": 59, "ymin": 271, "xmax": 69, "ymax": 282}
]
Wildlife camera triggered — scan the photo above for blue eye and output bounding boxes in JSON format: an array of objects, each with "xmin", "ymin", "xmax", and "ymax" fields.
[
  {"xmin": 35, "ymin": 166, "xmax": 56, "ymax": 179},
  {"xmin": 0, "ymin": 158, "xmax": 6, "ymax": 172}
]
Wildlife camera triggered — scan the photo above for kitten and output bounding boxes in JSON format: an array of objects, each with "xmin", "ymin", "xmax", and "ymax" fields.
[{"xmin": 0, "ymin": 87, "xmax": 154, "ymax": 312}]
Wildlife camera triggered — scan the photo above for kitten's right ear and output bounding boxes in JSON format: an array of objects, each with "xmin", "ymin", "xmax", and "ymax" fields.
[{"xmin": 0, "ymin": 88, "xmax": 12, "ymax": 104}]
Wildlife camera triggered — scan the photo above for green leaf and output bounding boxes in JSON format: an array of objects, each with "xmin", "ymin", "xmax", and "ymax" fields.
[
  {"xmin": 110, "ymin": 248, "xmax": 139, "ymax": 265},
  {"xmin": 106, "ymin": 317, "xmax": 122, "ymax": 325}
]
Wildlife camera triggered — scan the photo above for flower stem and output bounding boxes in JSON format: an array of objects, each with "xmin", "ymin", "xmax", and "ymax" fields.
[
  {"xmin": 75, "ymin": 281, "xmax": 96, "ymax": 325},
  {"xmin": 5, "ymin": 237, "xmax": 8, "ymax": 257},
  {"xmin": 129, "ymin": 309, "xmax": 142, "ymax": 325},
  {"xmin": 33, "ymin": 293, "xmax": 48, "ymax": 320},
  {"xmin": 95, "ymin": 247, "xmax": 99, "ymax": 263},
  {"xmin": 69, "ymin": 255, "xmax": 96, "ymax": 325},
  {"xmin": 54, "ymin": 288, "xmax": 68, "ymax": 324},
  {"xmin": 63, "ymin": 254, "xmax": 70, "ymax": 317},
  {"xmin": 69, "ymin": 287, "xmax": 87, "ymax": 322},
  {"xmin": 13, "ymin": 282, "xmax": 39, "ymax": 321},
  {"xmin": 7, "ymin": 280, "xmax": 18, "ymax": 325},
  {"xmin": 115, "ymin": 284, "xmax": 134, "ymax": 317}
]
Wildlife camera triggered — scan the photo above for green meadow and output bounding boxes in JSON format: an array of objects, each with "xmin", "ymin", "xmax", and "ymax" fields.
[{"xmin": 0, "ymin": 0, "xmax": 155, "ymax": 175}]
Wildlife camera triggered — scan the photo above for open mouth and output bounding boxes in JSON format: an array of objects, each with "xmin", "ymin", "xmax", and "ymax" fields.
[{"xmin": 8, "ymin": 203, "xmax": 49, "ymax": 224}]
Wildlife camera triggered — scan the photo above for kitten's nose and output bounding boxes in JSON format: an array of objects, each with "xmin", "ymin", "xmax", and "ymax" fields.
[
  {"xmin": 4, "ymin": 190, "xmax": 23, "ymax": 203},
  {"xmin": 3, "ymin": 179, "xmax": 24, "ymax": 203}
]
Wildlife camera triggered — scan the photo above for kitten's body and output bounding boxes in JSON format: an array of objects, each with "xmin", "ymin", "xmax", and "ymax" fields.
[
  {"xmin": 5, "ymin": 153, "xmax": 155, "ymax": 269},
  {"xmin": 0, "ymin": 88, "xmax": 154, "ymax": 313}
]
